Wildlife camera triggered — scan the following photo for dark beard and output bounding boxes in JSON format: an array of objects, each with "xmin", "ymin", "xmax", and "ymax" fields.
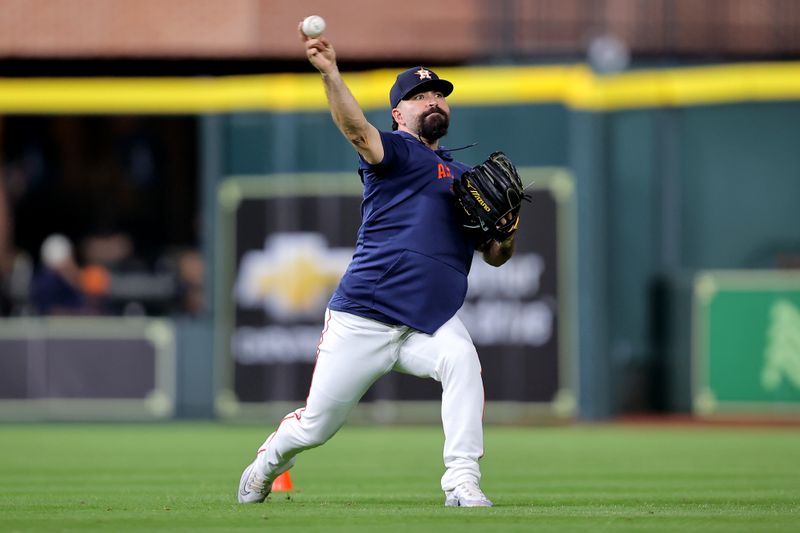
[{"xmin": 417, "ymin": 108, "xmax": 449, "ymax": 142}]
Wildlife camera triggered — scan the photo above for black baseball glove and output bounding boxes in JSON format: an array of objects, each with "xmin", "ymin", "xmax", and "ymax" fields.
[{"xmin": 452, "ymin": 151, "xmax": 531, "ymax": 244}]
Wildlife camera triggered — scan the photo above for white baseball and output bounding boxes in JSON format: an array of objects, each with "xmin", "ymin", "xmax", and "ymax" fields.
[{"xmin": 302, "ymin": 15, "xmax": 326, "ymax": 38}]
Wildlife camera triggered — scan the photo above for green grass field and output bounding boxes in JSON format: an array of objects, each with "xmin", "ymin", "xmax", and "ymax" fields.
[{"xmin": 0, "ymin": 423, "xmax": 798, "ymax": 532}]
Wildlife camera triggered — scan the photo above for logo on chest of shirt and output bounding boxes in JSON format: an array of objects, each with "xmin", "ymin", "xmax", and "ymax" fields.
[{"xmin": 436, "ymin": 163, "xmax": 453, "ymax": 180}]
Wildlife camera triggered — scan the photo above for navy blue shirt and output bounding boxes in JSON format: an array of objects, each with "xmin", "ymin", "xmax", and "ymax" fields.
[
  {"xmin": 329, "ymin": 130, "xmax": 477, "ymax": 334},
  {"xmin": 30, "ymin": 269, "xmax": 84, "ymax": 315}
]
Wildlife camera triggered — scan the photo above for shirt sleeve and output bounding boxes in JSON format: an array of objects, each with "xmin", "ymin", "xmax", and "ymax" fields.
[{"xmin": 358, "ymin": 130, "xmax": 410, "ymax": 177}]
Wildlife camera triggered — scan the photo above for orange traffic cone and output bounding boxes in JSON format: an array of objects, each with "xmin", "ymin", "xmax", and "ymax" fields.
[{"xmin": 272, "ymin": 471, "xmax": 294, "ymax": 492}]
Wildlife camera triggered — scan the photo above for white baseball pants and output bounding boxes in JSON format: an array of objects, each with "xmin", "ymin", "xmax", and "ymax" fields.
[{"xmin": 253, "ymin": 308, "xmax": 485, "ymax": 491}]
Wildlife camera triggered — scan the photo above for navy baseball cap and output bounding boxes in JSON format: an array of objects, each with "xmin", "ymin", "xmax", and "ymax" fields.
[{"xmin": 389, "ymin": 67, "xmax": 453, "ymax": 109}]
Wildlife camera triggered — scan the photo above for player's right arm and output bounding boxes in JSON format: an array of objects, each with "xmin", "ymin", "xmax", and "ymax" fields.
[{"xmin": 299, "ymin": 25, "xmax": 384, "ymax": 164}]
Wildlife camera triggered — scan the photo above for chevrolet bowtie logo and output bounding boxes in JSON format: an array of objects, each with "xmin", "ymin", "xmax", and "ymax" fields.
[
  {"xmin": 415, "ymin": 68, "xmax": 432, "ymax": 80},
  {"xmin": 235, "ymin": 233, "xmax": 352, "ymax": 320}
]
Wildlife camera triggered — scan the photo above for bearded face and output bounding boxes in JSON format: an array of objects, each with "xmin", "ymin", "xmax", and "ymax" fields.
[{"xmin": 416, "ymin": 106, "xmax": 450, "ymax": 142}]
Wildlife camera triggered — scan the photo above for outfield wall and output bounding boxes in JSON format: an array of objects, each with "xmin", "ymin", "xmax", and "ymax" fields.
[
  {"xmin": 2, "ymin": 62, "xmax": 800, "ymax": 420},
  {"xmin": 205, "ymin": 63, "xmax": 800, "ymax": 418}
]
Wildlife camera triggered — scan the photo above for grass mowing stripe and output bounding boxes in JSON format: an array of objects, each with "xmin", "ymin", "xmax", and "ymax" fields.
[{"xmin": 0, "ymin": 424, "xmax": 798, "ymax": 532}]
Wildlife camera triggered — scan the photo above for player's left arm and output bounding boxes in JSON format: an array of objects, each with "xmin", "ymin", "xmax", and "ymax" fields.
[
  {"xmin": 454, "ymin": 152, "xmax": 528, "ymax": 268},
  {"xmin": 479, "ymin": 213, "xmax": 517, "ymax": 267},
  {"xmin": 480, "ymin": 234, "xmax": 515, "ymax": 267}
]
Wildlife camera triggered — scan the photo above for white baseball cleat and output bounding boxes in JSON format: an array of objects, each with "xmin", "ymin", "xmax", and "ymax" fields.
[
  {"xmin": 237, "ymin": 460, "xmax": 272, "ymax": 503},
  {"xmin": 444, "ymin": 480, "xmax": 494, "ymax": 507}
]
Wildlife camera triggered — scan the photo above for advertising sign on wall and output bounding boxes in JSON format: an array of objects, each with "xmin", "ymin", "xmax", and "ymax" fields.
[
  {"xmin": 693, "ymin": 271, "xmax": 800, "ymax": 415},
  {"xmin": 0, "ymin": 318, "xmax": 175, "ymax": 420}
]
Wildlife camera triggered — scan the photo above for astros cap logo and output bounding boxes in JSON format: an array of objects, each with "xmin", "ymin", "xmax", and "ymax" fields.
[{"xmin": 415, "ymin": 68, "xmax": 432, "ymax": 80}]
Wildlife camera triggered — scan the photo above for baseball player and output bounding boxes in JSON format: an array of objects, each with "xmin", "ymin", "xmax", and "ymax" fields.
[{"xmin": 237, "ymin": 23, "xmax": 519, "ymax": 508}]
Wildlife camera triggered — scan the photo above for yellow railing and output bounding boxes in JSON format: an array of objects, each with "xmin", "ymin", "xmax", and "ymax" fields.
[{"xmin": 2, "ymin": 62, "xmax": 800, "ymax": 114}]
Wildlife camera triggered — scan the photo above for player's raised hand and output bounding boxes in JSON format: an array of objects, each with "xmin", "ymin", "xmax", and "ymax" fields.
[{"xmin": 298, "ymin": 22, "xmax": 336, "ymax": 75}]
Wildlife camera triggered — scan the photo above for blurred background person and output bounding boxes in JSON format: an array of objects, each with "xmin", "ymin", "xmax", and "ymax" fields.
[{"xmin": 29, "ymin": 233, "xmax": 87, "ymax": 315}]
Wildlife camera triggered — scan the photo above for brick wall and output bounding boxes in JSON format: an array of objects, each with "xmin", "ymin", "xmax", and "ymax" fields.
[{"xmin": 0, "ymin": 0, "xmax": 797, "ymax": 60}]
